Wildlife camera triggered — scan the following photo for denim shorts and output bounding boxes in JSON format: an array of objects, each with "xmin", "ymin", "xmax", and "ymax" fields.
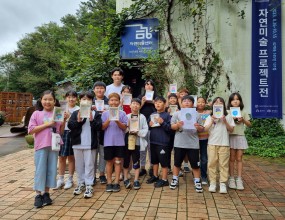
[{"xmin": 34, "ymin": 147, "xmax": 58, "ymax": 192}]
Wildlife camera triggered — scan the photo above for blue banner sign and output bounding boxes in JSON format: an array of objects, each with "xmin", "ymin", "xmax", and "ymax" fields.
[
  {"xmin": 120, "ymin": 18, "xmax": 159, "ymax": 59},
  {"xmin": 251, "ymin": 0, "xmax": 282, "ymax": 118}
]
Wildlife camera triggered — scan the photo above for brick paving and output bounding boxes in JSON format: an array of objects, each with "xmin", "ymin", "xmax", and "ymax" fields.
[{"xmin": 0, "ymin": 125, "xmax": 285, "ymax": 219}]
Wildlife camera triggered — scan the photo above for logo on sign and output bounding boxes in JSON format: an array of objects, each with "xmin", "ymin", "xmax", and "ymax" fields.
[{"xmin": 125, "ymin": 24, "xmax": 153, "ymax": 40}]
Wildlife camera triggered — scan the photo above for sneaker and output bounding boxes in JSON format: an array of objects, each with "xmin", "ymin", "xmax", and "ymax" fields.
[
  {"xmin": 170, "ymin": 179, "xmax": 179, "ymax": 190},
  {"xmin": 64, "ymin": 179, "xmax": 73, "ymax": 190},
  {"xmin": 209, "ymin": 183, "xmax": 216, "ymax": 193},
  {"xmin": 184, "ymin": 166, "xmax": 191, "ymax": 173},
  {"xmin": 124, "ymin": 179, "xmax": 131, "ymax": 189},
  {"xmin": 236, "ymin": 178, "xmax": 244, "ymax": 190},
  {"xmin": 42, "ymin": 193, "xmax": 52, "ymax": 206},
  {"xmin": 148, "ymin": 167, "xmax": 154, "ymax": 177},
  {"xmin": 201, "ymin": 178, "xmax": 208, "ymax": 185},
  {"xmin": 53, "ymin": 179, "xmax": 64, "ymax": 190},
  {"xmin": 219, "ymin": 183, "xmax": 227, "ymax": 194},
  {"xmin": 73, "ymin": 183, "xmax": 85, "ymax": 195},
  {"xmin": 112, "ymin": 183, "xmax": 121, "ymax": 192},
  {"xmin": 133, "ymin": 181, "xmax": 141, "ymax": 190},
  {"xmin": 99, "ymin": 175, "xmax": 107, "ymax": 184},
  {"xmin": 154, "ymin": 179, "xmax": 169, "ymax": 188},
  {"xmin": 139, "ymin": 168, "xmax": 147, "ymax": 177},
  {"xmin": 106, "ymin": 184, "xmax": 113, "ymax": 192},
  {"xmin": 228, "ymin": 177, "xmax": 237, "ymax": 189},
  {"xmin": 178, "ymin": 170, "xmax": 184, "ymax": 177},
  {"xmin": 146, "ymin": 176, "xmax": 159, "ymax": 184},
  {"xmin": 84, "ymin": 185, "xmax": 94, "ymax": 198},
  {"xmin": 34, "ymin": 195, "xmax": 43, "ymax": 208},
  {"xmin": 194, "ymin": 181, "xmax": 203, "ymax": 193}
]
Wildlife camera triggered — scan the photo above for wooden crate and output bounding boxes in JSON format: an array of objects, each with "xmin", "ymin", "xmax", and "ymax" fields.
[{"xmin": 0, "ymin": 92, "xmax": 33, "ymax": 123}]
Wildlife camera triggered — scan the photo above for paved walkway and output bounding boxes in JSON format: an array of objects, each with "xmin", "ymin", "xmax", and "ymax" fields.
[{"xmin": 0, "ymin": 125, "xmax": 285, "ymax": 219}]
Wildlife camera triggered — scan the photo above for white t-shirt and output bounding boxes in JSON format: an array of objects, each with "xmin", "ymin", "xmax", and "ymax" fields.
[
  {"xmin": 105, "ymin": 83, "xmax": 124, "ymax": 98},
  {"xmin": 204, "ymin": 114, "xmax": 235, "ymax": 146}
]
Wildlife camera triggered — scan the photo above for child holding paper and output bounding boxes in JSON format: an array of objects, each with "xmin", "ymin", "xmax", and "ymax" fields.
[
  {"xmin": 101, "ymin": 93, "xmax": 128, "ymax": 192},
  {"xmin": 93, "ymin": 81, "xmax": 109, "ymax": 184},
  {"xmin": 68, "ymin": 91, "xmax": 102, "ymax": 198},
  {"xmin": 137, "ymin": 79, "xmax": 157, "ymax": 177},
  {"xmin": 146, "ymin": 96, "xmax": 172, "ymax": 187},
  {"xmin": 123, "ymin": 98, "xmax": 148, "ymax": 190},
  {"xmin": 227, "ymin": 93, "xmax": 251, "ymax": 190},
  {"xmin": 121, "ymin": 85, "xmax": 132, "ymax": 114},
  {"xmin": 204, "ymin": 97, "xmax": 235, "ymax": 194},
  {"xmin": 54, "ymin": 90, "xmax": 79, "ymax": 190},
  {"xmin": 169, "ymin": 95, "xmax": 204, "ymax": 192}
]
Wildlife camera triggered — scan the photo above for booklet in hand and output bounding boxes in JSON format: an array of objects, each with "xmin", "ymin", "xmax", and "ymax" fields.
[{"xmin": 109, "ymin": 107, "xmax": 119, "ymax": 121}]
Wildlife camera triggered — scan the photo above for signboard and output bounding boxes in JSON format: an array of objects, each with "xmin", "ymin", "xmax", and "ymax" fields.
[
  {"xmin": 251, "ymin": 0, "xmax": 282, "ymax": 118},
  {"xmin": 120, "ymin": 18, "xmax": 159, "ymax": 59}
]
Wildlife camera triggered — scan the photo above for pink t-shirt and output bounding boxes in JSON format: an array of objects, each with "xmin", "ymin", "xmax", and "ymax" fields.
[{"xmin": 28, "ymin": 110, "xmax": 62, "ymax": 151}]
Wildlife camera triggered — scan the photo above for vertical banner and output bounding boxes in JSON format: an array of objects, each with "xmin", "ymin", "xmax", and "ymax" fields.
[{"xmin": 251, "ymin": 0, "xmax": 282, "ymax": 118}]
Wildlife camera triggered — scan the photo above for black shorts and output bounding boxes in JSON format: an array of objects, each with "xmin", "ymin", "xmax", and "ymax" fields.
[
  {"xmin": 123, "ymin": 145, "xmax": 140, "ymax": 169},
  {"xmin": 174, "ymin": 148, "xmax": 200, "ymax": 169},
  {"xmin": 104, "ymin": 146, "xmax": 125, "ymax": 161},
  {"xmin": 150, "ymin": 144, "xmax": 170, "ymax": 168}
]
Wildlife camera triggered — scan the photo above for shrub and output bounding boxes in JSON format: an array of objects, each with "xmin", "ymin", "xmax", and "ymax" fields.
[{"xmin": 245, "ymin": 118, "xmax": 285, "ymax": 158}]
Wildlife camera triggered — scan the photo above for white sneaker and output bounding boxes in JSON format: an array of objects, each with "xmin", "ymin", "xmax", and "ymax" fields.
[
  {"xmin": 73, "ymin": 183, "xmax": 85, "ymax": 195},
  {"xmin": 64, "ymin": 179, "xmax": 73, "ymax": 190},
  {"xmin": 194, "ymin": 181, "xmax": 203, "ymax": 193},
  {"xmin": 54, "ymin": 179, "xmax": 64, "ymax": 190},
  {"xmin": 169, "ymin": 179, "xmax": 179, "ymax": 190},
  {"xmin": 219, "ymin": 183, "xmax": 227, "ymax": 194},
  {"xmin": 84, "ymin": 185, "xmax": 93, "ymax": 198},
  {"xmin": 228, "ymin": 177, "xmax": 236, "ymax": 189},
  {"xmin": 236, "ymin": 178, "xmax": 244, "ymax": 190},
  {"xmin": 209, "ymin": 184, "xmax": 216, "ymax": 193}
]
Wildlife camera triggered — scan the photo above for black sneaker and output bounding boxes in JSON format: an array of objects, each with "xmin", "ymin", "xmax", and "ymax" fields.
[
  {"xmin": 139, "ymin": 169, "xmax": 147, "ymax": 177},
  {"xmin": 34, "ymin": 194, "xmax": 43, "ymax": 208},
  {"xmin": 148, "ymin": 167, "xmax": 154, "ymax": 177},
  {"xmin": 154, "ymin": 179, "xmax": 169, "ymax": 188},
  {"xmin": 146, "ymin": 175, "xmax": 159, "ymax": 184},
  {"xmin": 99, "ymin": 175, "xmax": 107, "ymax": 184},
  {"xmin": 112, "ymin": 184, "xmax": 121, "ymax": 192},
  {"xmin": 106, "ymin": 184, "xmax": 113, "ymax": 192},
  {"xmin": 133, "ymin": 181, "xmax": 141, "ymax": 190},
  {"xmin": 42, "ymin": 193, "xmax": 52, "ymax": 206},
  {"xmin": 124, "ymin": 179, "xmax": 131, "ymax": 189}
]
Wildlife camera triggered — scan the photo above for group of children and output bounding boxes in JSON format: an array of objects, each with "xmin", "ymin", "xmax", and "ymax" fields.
[{"xmin": 28, "ymin": 68, "xmax": 251, "ymax": 208}]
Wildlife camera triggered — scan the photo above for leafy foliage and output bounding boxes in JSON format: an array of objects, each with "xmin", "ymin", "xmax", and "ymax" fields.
[{"xmin": 245, "ymin": 118, "xmax": 285, "ymax": 157}]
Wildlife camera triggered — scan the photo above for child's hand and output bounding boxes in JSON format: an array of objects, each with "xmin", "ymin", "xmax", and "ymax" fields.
[
  {"xmin": 194, "ymin": 123, "xmax": 204, "ymax": 131},
  {"xmin": 77, "ymin": 111, "xmax": 82, "ymax": 122},
  {"xmin": 64, "ymin": 112, "xmax": 70, "ymax": 121},
  {"xmin": 157, "ymin": 117, "xmax": 164, "ymax": 124},
  {"xmin": 47, "ymin": 121, "xmax": 56, "ymax": 127},
  {"xmin": 142, "ymin": 96, "xmax": 146, "ymax": 105},
  {"xmin": 177, "ymin": 121, "xmax": 183, "ymax": 128},
  {"xmin": 89, "ymin": 112, "xmax": 93, "ymax": 121},
  {"xmin": 91, "ymin": 105, "xmax": 96, "ymax": 111},
  {"xmin": 149, "ymin": 121, "xmax": 154, "ymax": 127},
  {"xmin": 221, "ymin": 115, "xmax": 226, "ymax": 122}
]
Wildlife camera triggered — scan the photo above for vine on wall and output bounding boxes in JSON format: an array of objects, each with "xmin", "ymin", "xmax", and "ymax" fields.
[{"xmin": 117, "ymin": 0, "xmax": 246, "ymax": 97}]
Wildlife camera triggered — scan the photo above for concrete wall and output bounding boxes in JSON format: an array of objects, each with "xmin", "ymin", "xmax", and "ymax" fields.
[{"xmin": 116, "ymin": 0, "xmax": 285, "ymax": 124}]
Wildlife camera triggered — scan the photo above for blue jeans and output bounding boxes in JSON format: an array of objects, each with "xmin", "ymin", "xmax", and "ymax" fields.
[{"xmin": 199, "ymin": 139, "xmax": 208, "ymax": 179}]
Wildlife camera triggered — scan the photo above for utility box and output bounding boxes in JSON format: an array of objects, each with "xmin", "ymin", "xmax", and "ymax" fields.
[{"xmin": 0, "ymin": 92, "xmax": 33, "ymax": 123}]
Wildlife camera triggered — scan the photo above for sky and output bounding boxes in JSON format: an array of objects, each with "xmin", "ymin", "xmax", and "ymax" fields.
[{"xmin": 0, "ymin": 0, "xmax": 86, "ymax": 56}]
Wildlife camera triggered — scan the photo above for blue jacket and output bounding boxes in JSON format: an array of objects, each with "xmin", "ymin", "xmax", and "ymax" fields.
[{"xmin": 149, "ymin": 111, "xmax": 173, "ymax": 146}]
